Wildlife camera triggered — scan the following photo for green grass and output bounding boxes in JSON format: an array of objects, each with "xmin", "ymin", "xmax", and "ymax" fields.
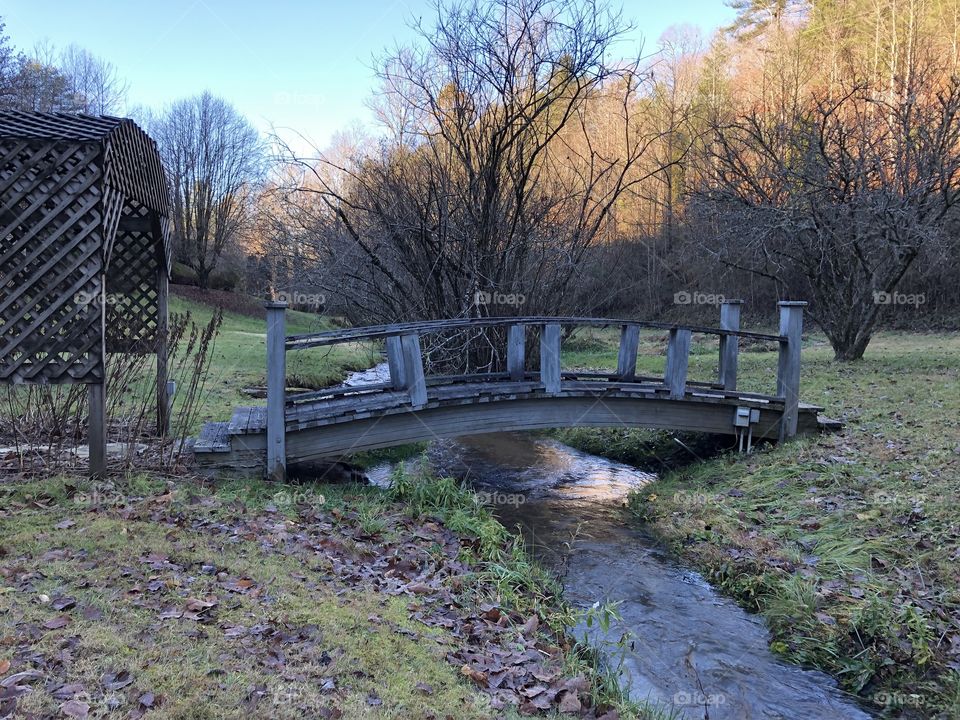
[
  {"xmin": 167, "ymin": 292, "xmax": 379, "ymax": 429},
  {"xmin": 554, "ymin": 328, "xmax": 960, "ymax": 716},
  {"xmin": 0, "ymin": 466, "xmax": 658, "ymax": 719}
]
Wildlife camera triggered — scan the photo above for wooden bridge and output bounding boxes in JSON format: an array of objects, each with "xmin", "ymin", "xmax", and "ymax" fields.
[{"xmin": 193, "ymin": 301, "xmax": 830, "ymax": 479}]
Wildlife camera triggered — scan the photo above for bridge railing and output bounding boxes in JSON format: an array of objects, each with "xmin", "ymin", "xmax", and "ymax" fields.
[{"xmin": 263, "ymin": 301, "xmax": 806, "ymax": 480}]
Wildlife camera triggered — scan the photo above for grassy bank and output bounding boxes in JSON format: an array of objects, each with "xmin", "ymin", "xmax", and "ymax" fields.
[
  {"xmin": 555, "ymin": 329, "xmax": 960, "ymax": 718},
  {"xmin": 168, "ymin": 289, "xmax": 379, "ymax": 429},
  {"xmin": 0, "ymin": 465, "xmax": 646, "ymax": 719}
]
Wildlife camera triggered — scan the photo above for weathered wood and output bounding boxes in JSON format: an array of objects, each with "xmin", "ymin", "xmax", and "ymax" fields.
[
  {"xmin": 616, "ymin": 324, "xmax": 640, "ymax": 379},
  {"xmin": 718, "ymin": 300, "xmax": 742, "ymax": 391},
  {"xmin": 265, "ymin": 302, "xmax": 287, "ymax": 481},
  {"xmin": 88, "ymin": 382, "xmax": 106, "ymax": 478},
  {"xmin": 507, "ymin": 324, "xmax": 526, "ymax": 381},
  {"xmin": 776, "ymin": 301, "xmax": 806, "ymax": 440},
  {"xmin": 540, "ymin": 323, "xmax": 561, "ymax": 394},
  {"xmin": 0, "ymin": 112, "xmax": 170, "ymax": 386},
  {"xmin": 287, "ymin": 316, "xmax": 786, "ymax": 350},
  {"xmin": 665, "ymin": 328, "xmax": 692, "ymax": 400},
  {"xmin": 155, "ymin": 265, "xmax": 170, "ymax": 436},
  {"xmin": 400, "ymin": 334, "xmax": 428, "ymax": 408},
  {"xmin": 385, "ymin": 336, "xmax": 406, "ymax": 390}
]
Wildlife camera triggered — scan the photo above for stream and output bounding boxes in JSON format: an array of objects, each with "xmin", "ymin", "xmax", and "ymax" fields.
[{"xmin": 351, "ymin": 365, "xmax": 872, "ymax": 718}]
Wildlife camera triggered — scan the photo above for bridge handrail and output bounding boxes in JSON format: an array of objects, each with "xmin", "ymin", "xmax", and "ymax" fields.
[
  {"xmin": 285, "ymin": 315, "xmax": 785, "ymax": 350},
  {"xmin": 261, "ymin": 300, "xmax": 808, "ymax": 482}
]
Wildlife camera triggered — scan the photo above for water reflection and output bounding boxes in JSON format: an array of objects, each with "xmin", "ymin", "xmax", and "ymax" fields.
[{"xmin": 371, "ymin": 431, "xmax": 871, "ymax": 720}]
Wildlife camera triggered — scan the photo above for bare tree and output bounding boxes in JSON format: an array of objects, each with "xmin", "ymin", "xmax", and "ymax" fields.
[
  {"xmin": 696, "ymin": 72, "xmax": 960, "ymax": 359},
  {"xmin": 153, "ymin": 92, "xmax": 265, "ymax": 289},
  {"xmin": 277, "ymin": 0, "xmax": 676, "ymax": 325},
  {"xmin": 58, "ymin": 44, "xmax": 128, "ymax": 114}
]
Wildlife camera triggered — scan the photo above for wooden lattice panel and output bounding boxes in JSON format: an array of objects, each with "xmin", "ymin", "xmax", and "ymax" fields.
[
  {"xmin": 105, "ymin": 200, "xmax": 161, "ymax": 353},
  {"xmin": 0, "ymin": 138, "xmax": 107, "ymax": 383}
]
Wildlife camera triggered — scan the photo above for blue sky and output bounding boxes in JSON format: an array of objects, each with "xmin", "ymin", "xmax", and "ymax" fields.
[{"xmin": 3, "ymin": 0, "xmax": 735, "ymax": 150}]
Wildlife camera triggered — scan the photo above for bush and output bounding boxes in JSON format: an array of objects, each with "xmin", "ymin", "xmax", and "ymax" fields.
[{"xmin": 171, "ymin": 261, "xmax": 199, "ymax": 286}]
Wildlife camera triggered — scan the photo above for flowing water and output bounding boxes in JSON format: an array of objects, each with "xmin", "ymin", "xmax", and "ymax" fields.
[{"xmin": 351, "ymin": 366, "xmax": 872, "ymax": 718}]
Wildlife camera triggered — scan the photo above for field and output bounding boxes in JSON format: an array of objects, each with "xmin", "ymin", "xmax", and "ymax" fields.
[
  {"xmin": 556, "ymin": 328, "xmax": 960, "ymax": 718},
  {"xmin": 166, "ymin": 289, "xmax": 379, "ymax": 430}
]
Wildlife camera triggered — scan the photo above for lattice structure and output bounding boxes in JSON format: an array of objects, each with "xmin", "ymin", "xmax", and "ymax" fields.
[
  {"xmin": 0, "ymin": 111, "xmax": 171, "ymax": 474},
  {"xmin": 0, "ymin": 111, "xmax": 169, "ymax": 381}
]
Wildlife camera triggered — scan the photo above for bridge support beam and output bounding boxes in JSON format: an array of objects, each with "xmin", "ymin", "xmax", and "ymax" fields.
[
  {"xmin": 718, "ymin": 300, "xmax": 743, "ymax": 391},
  {"xmin": 540, "ymin": 323, "xmax": 561, "ymax": 394},
  {"xmin": 665, "ymin": 328, "xmax": 692, "ymax": 400},
  {"xmin": 265, "ymin": 301, "xmax": 287, "ymax": 481},
  {"xmin": 400, "ymin": 334, "xmax": 428, "ymax": 408},
  {"xmin": 617, "ymin": 324, "xmax": 640, "ymax": 380},
  {"xmin": 507, "ymin": 325, "xmax": 525, "ymax": 381},
  {"xmin": 385, "ymin": 336, "xmax": 406, "ymax": 390},
  {"xmin": 776, "ymin": 301, "xmax": 806, "ymax": 441}
]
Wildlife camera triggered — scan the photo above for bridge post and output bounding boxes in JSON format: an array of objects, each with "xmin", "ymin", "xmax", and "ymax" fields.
[
  {"xmin": 400, "ymin": 333, "xmax": 428, "ymax": 408},
  {"xmin": 540, "ymin": 323, "xmax": 561, "ymax": 394},
  {"xmin": 616, "ymin": 324, "xmax": 640, "ymax": 380},
  {"xmin": 718, "ymin": 300, "xmax": 743, "ymax": 391},
  {"xmin": 265, "ymin": 301, "xmax": 287, "ymax": 481},
  {"xmin": 507, "ymin": 325, "xmax": 526, "ymax": 381},
  {"xmin": 665, "ymin": 328, "xmax": 692, "ymax": 400},
  {"xmin": 385, "ymin": 336, "xmax": 406, "ymax": 390},
  {"xmin": 776, "ymin": 301, "xmax": 806, "ymax": 441}
]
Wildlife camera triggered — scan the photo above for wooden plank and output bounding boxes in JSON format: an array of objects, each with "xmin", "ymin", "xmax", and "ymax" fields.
[
  {"xmin": 718, "ymin": 301, "xmax": 742, "ymax": 391},
  {"xmin": 88, "ymin": 382, "xmax": 106, "ymax": 478},
  {"xmin": 776, "ymin": 301, "xmax": 806, "ymax": 440},
  {"xmin": 616, "ymin": 324, "xmax": 640, "ymax": 379},
  {"xmin": 400, "ymin": 333, "xmax": 428, "ymax": 408},
  {"xmin": 286, "ymin": 316, "xmax": 786, "ymax": 350},
  {"xmin": 155, "ymin": 261, "xmax": 170, "ymax": 436},
  {"xmin": 507, "ymin": 324, "xmax": 525, "ymax": 381},
  {"xmin": 665, "ymin": 328, "xmax": 692, "ymax": 400},
  {"xmin": 385, "ymin": 336, "xmax": 406, "ymax": 390},
  {"xmin": 539, "ymin": 323, "xmax": 561, "ymax": 394},
  {"xmin": 265, "ymin": 302, "xmax": 287, "ymax": 481}
]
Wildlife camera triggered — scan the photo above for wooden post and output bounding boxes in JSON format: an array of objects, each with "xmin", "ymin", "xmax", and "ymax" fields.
[
  {"xmin": 155, "ymin": 265, "xmax": 170, "ymax": 436},
  {"xmin": 540, "ymin": 323, "xmax": 561, "ymax": 394},
  {"xmin": 88, "ymin": 382, "xmax": 106, "ymax": 478},
  {"xmin": 265, "ymin": 301, "xmax": 287, "ymax": 481},
  {"xmin": 385, "ymin": 336, "xmax": 406, "ymax": 390},
  {"xmin": 665, "ymin": 328, "xmax": 692, "ymax": 400},
  {"xmin": 400, "ymin": 333, "xmax": 428, "ymax": 408},
  {"xmin": 776, "ymin": 301, "xmax": 806, "ymax": 441},
  {"xmin": 718, "ymin": 300, "xmax": 742, "ymax": 391},
  {"xmin": 507, "ymin": 324, "xmax": 526, "ymax": 381},
  {"xmin": 616, "ymin": 324, "xmax": 640, "ymax": 380}
]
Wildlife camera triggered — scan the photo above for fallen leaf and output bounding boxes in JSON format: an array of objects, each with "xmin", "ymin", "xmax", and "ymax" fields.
[
  {"xmin": 101, "ymin": 669, "xmax": 134, "ymax": 691},
  {"xmin": 415, "ymin": 682, "xmax": 434, "ymax": 695},
  {"xmin": 558, "ymin": 690, "xmax": 581, "ymax": 714},
  {"xmin": 0, "ymin": 659, "xmax": 8, "ymax": 675},
  {"xmin": 43, "ymin": 615, "xmax": 71, "ymax": 630},
  {"xmin": 460, "ymin": 664, "xmax": 488, "ymax": 687},
  {"xmin": 60, "ymin": 699, "xmax": 89, "ymax": 718}
]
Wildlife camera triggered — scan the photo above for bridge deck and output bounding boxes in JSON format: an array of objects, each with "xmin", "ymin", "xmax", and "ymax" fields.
[
  {"xmin": 191, "ymin": 306, "xmax": 830, "ymax": 477},
  {"xmin": 193, "ymin": 376, "xmax": 828, "ymax": 471}
]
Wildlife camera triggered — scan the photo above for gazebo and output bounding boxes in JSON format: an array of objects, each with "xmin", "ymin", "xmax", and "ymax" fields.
[{"xmin": 0, "ymin": 111, "xmax": 171, "ymax": 476}]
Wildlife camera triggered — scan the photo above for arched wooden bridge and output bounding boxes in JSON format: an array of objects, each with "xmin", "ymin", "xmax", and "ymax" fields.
[{"xmin": 193, "ymin": 301, "xmax": 832, "ymax": 479}]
